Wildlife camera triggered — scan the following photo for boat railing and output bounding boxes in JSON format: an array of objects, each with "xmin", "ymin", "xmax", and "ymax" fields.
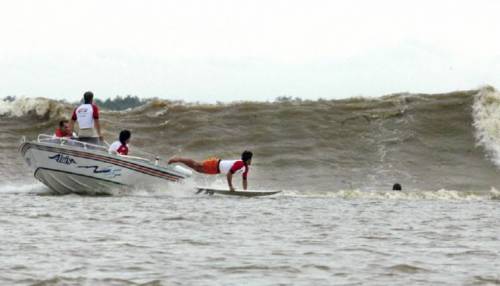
[
  {"xmin": 36, "ymin": 134, "xmax": 160, "ymax": 165},
  {"xmin": 38, "ymin": 134, "xmax": 108, "ymax": 152},
  {"xmin": 117, "ymin": 154, "xmax": 153, "ymax": 163}
]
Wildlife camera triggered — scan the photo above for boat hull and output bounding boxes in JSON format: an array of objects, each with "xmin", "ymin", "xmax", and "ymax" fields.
[{"xmin": 19, "ymin": 141, "xmax": 187, "ymax": 195}]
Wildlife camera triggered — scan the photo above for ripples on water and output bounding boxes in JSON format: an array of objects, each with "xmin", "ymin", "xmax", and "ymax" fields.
[{"xmin": 0, "ymin": 186, "xmax": 499, "ymax": 286}]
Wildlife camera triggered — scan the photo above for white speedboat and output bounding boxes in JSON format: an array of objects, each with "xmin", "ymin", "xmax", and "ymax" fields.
[{"xmin": 19, "ymin": 134, "xmax": 192, "ymax": 195}]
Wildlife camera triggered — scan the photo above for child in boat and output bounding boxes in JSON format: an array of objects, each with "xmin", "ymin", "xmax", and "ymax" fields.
[
  {"xmin": 168, "ymin": 151, "xmax": 253, "ymax": 191},
  {"xmin": 109, "ymin": 130, "xmax": 131, "ymax": 155}
]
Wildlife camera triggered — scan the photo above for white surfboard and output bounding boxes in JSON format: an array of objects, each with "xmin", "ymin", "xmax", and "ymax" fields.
[{"xmin": 196, "ymin": 187, "xmax": 281, "ymax": 197}]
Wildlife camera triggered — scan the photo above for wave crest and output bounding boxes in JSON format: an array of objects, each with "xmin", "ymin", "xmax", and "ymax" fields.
[
  {"xmin": 472, "ymin": 86, "xmax": 500, "ymax": 167},
  {"xmin": 0, "ymin": 97, "xmax": 68, "ymax": 119}
]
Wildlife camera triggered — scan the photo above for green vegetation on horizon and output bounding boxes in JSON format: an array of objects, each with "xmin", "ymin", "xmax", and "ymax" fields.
[{"xmin": 92, "ymin": 95, "xmax": 151, "ymax": 111}]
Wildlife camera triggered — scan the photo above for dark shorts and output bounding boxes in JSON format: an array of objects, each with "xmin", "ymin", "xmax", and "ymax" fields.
[{"xmin": 77, "ymin": 137, "xmax": 102, "ymax": 146}]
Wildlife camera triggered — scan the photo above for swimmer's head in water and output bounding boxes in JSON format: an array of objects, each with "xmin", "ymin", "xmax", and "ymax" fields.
[{"xmin": 392, "ymin": 183, "xmax": 402, "ymax": 191}]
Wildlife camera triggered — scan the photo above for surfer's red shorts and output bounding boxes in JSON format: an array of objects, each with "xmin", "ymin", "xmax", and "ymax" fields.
[{"xmin": 202, "ymin": 158, "xmax": 220, "ymax": 175}]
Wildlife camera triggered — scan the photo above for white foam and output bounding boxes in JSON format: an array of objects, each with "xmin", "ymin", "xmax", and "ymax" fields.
[
  {"xmin": 472, "ymin": 86, "xmax": 500, "ymax": 168},
  {"xmin": 0, "ymin": 97, "xmax": 65, "ymax": 118},
  {"xmin": 490, "ymin": 187, "xmax": 500, "ymax": 200},
  {"xmin": 106, "ymin": 178, "xmax": 202, "ymax": 198},
  {"xmin": 0, "ymin": 182, "xmax": 50, "ymax": 195},
  {"xmin": 281, "ymin": 188, "xmax": 490, "ymax": 201}
]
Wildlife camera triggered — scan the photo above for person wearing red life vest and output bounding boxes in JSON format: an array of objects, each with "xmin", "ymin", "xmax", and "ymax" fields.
[
  {"xmin": 54, "ymin": 119, "xmax": 71, "ymax": 138},
  {"xmin": 68, "ymin": 91, "xmax": 103, "ymax": 145},
  {"xmin": 108, "ymin": 130, "xmax": 131, "ymax": 156},
  {"xmin": 168, "ymin": 151, "xmax": 253, "ymax": 191}
]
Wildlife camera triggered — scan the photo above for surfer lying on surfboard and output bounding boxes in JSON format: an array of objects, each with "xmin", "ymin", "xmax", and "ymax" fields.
[{"xmin": 168, "ymin": 151, "xmax": 253, "ymax": 192}]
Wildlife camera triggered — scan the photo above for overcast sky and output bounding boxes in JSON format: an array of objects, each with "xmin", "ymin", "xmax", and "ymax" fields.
[{"xmin": 0, "ymin": 0, "xmax": 499, "ymax": 102}]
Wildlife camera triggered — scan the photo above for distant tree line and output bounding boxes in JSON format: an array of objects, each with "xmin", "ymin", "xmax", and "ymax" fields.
[{"xmin": 90, "ymin": 95, "xmax": 152, "ymax": 111}]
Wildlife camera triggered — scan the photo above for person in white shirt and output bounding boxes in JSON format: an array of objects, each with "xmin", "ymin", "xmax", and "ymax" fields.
[
  {"xmin": 68, "ymin": 91, "xmax": 103, "ymax": 145},
  {"xmin": 109, "ymin": 130, "xmax": 131, "ymax": 155},
  {"xmin": 168, "ymin": 151, "xmax": 253, "ymax": 191}
]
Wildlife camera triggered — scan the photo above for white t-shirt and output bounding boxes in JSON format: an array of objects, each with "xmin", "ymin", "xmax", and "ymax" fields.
[
  {"xmin": 108, "ymin": 141, "xmax": 129, "ymax": 155},
  {"xmin": 219, "ymin": 160, "xmax": 237, "ymax": 174},
  {"xmin": 72, "ymin": 104, "xmax": 98, "ymax": 129},
  {"xmin": 218, "ymin": 160, "xmax": 249, "ymax": 179}
]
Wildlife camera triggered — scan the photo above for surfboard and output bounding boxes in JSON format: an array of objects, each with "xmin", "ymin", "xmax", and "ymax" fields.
[{"xmin": 196, "ymin": 187, "xmax": 281, "ymax": 197}]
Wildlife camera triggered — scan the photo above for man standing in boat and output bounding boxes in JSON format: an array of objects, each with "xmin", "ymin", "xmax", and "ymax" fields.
[{"xmin": 68, "ymin": 91, "xmax": 103, "ymax": 145}]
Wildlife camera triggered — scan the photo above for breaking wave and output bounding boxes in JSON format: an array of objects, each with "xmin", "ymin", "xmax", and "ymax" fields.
[
  {"xmin": 0, "ymin": 97, "xmax": 68, "ymax": 119},
  {"xmin": 472, "ymin": 86, "xmax": 500, "ymax": 168},
  {"xmin": 2, "ymin": 87, "xmax": 500, "ymax": 192}
]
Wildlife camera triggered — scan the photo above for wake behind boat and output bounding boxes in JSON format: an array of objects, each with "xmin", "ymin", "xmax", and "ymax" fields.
[{"xmin": 19, "ymin": 134, "xmax": 191, "ymax": 195}]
